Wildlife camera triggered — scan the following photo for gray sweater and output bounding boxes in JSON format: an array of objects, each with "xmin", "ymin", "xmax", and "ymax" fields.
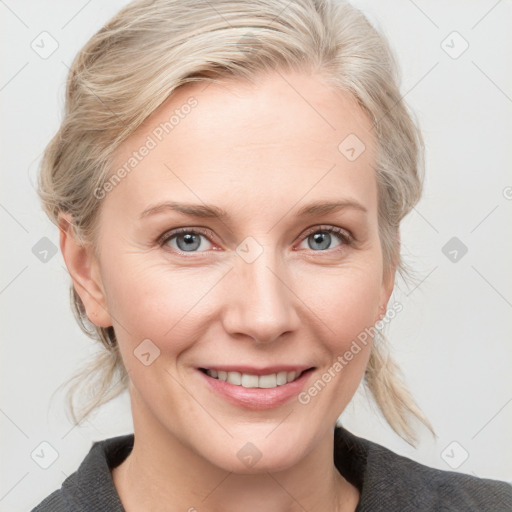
[{"xmin": 31, "ymin": 426, "xmax": 512, "ymax": 511}]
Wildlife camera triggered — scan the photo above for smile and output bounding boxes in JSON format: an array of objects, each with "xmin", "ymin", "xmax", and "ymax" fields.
[
  {"xmin": 197, "ymin": 365, "xmax": 315, "ymax": 409},
  {"xmin": 200, "ymin": 368, "xmax": 305, "ymax": 389}
]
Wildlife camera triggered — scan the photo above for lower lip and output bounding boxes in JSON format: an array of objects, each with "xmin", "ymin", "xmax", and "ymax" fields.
[{"xmin": 198, "ymin": 369, "xmax": 315, "ymax": 410}]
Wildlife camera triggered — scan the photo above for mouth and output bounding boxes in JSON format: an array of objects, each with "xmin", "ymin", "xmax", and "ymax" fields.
[
  {"xmin": 198, "ymin": 367, "xmax": 314, "ymax": 389},
  {"xmin": 197, "ymin": 365, "xmax": 316, "ymax": 409}
]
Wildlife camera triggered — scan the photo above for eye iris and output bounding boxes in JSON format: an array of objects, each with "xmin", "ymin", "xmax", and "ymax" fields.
[
  {"xmin": 177, "ymin": 232, "xmax": 201, "ymax": 251},
  {"xmin": 309, "ymin": 231, "xmax": 331, "ymax": 250}
]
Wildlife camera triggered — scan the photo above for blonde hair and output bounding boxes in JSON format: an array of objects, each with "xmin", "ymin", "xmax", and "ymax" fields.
[{"xmin": 40, "ymin": 0, "xmax": 434, "ymax": 446}]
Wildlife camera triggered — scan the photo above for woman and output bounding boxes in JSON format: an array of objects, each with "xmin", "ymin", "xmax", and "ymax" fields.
[{"xmin": 32, "ymin": 0, "xmax": 511, "ymax": 510}]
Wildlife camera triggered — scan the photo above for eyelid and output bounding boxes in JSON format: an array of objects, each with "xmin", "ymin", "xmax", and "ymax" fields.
[
  {"xmin": 299, "ymin": 224, "xmax": 353, "ymax": 244},
  {"xmin": 157, "ymin": 226, "xmax": 216, "ymax": 247}
]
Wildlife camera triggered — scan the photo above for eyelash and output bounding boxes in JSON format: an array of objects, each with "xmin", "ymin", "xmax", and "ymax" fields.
[{"xmin": 157, "ymin": 225, "xmax": 353, "ymax": 255}]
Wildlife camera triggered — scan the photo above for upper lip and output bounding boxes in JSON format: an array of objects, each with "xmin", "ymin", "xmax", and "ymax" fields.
[{"xmin": 198, "ymin": 365, "xmax": 314, "ymax": 376}]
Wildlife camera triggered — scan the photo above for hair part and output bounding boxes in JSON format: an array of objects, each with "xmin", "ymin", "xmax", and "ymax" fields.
[{"xmin": 40, "ymin": 0, "xmax": 434, "ymax": 446}]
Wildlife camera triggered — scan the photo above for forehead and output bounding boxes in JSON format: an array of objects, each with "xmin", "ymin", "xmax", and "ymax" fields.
[{"xmin": 107, "ymin": 70, "xmax": 377, "ymax": 219}]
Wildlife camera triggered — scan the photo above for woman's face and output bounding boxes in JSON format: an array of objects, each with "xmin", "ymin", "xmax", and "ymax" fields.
[{"xmin": 77, "ymin": 70, "xmax": 394, "ymax": 472}]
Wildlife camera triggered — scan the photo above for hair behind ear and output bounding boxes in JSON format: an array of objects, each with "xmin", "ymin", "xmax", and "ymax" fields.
[
  {"xmin": 365, "ymin": 332, "xmax": 436, "ymax": 447},
  {"xmin": 49, "ymin": 287, "xmax": 129, "ymax": 425}
]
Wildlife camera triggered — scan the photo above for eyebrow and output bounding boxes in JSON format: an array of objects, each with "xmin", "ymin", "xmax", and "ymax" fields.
[{"xmin": 139, "ymin": 199, "xmax": 367, "ymax": 220}]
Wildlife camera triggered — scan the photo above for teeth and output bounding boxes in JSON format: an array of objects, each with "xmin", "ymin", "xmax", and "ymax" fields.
[
  {"xmin": 276, "ymin": 371, "xmax": 287, "ymax": 385},
  {"xmin": 258, "ymin": 374, "xmax": 277, "ymax": 388},
  {"xmin": 206, "ymin": 369, "xmax": 303, "ymax": 388},
  {"xmin": 227, "ymin": 371, "xmax": 241, "ymax": 385},
  {"xmin": 241, "ymin": 373, "xmax": 259, "ymax": 388}
]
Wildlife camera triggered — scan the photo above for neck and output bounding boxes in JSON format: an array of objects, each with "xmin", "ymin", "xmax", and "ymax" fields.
[{"xmin": 112, "ymin": 393, "xmax": 359, "ymax": 512}]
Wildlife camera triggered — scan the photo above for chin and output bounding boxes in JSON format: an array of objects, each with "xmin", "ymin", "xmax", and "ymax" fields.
[{"xmin": 195, "ymin": 426, "xmax": 316, "ymax": 474}]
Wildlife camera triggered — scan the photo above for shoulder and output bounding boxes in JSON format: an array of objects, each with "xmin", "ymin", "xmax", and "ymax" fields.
[
  {"xmin": 364, "ymin": 441, "xmax": 512, "ymax": 511},
  {"xmin": 334, "ymin": 426, "xmax": 512, "ymax": 511},
  {"xmin": 31, "ymin": 434, "xmax": 133, "ymax": 512}
]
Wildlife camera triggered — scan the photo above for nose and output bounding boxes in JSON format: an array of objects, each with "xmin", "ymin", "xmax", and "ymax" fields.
[{"xmin": 221, "ymin": 247, "xmax": 301, "ymax": 344}]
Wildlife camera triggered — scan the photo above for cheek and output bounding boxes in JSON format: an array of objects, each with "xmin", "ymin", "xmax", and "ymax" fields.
[
  {"xmin": 100, "ymin": 254, "xmax": 224, "ymax": 351},
  {"xmin": 293, "ymin": 264, "xmax": 382, "ymax": 415},
  {"xmin": 296, "ymin": 260, "xmax": 383, "ymax": 340}
]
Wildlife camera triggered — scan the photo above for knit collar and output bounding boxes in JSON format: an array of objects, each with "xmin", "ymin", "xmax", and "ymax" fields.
[{"xmin": 60, "ymin": 426, "xmax": 384, "ymax": 511}]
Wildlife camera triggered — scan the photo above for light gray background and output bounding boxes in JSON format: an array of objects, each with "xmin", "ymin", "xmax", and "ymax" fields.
[{"xmin": 1, "ymin": 0, "xmax": 511, "ymax": 510}]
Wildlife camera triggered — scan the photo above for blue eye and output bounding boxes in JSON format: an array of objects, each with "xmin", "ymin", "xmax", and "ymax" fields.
[
  {"xmin": 162, "ymin": 228, "xmax": 213, "ymax": 252},
  {"xmin": 299, "ymin": 227, "xmax": 351, "ymax": 251}
]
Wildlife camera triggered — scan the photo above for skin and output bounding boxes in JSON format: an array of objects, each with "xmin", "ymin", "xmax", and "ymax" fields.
[{"xmin": 60, "ymin": 70, "xmax": 396, "ymax": 512}]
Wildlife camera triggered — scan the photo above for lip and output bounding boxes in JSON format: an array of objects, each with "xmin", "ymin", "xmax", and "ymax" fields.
[{"xmin": 197, "ymin": 366, "xmax": 315, "ymax": 410}]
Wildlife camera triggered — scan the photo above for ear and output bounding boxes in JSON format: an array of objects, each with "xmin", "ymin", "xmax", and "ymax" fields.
[
  {"xmin": 377, "ymin": 264, "xmax": 396, "ymax": 321},
  {"xmin": 376, "ymin": 230, "xmax": 399, "ymax": 322},
  {"xmin": 58, "ymin": 213, "xmax": 112, "ymax": 328}
]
